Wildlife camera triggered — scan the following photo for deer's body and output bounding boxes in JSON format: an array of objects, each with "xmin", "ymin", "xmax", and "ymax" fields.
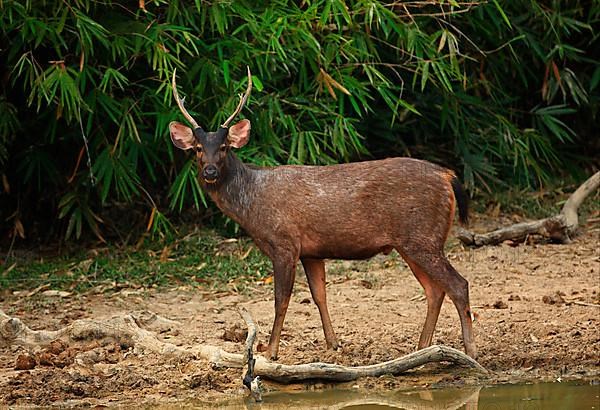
[
  {"xmin": 205, "ymin": 156, "xmax": 456, "ymax": 262},
  {"xmin": 169, "ymin": 68, "xmax": 477, "ymax": 361}
]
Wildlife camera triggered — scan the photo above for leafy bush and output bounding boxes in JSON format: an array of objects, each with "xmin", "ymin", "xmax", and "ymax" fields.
[{"xmin": 0, "ymin": 0, "xmax": 597, "ymax": 243}]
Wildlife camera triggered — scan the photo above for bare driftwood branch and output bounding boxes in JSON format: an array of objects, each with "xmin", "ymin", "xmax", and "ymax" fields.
[
  {"xmin": 1, "ymin": 309, "xmax": 487, "ymax": 384},
  {"xmin": 251, "ymin": 344, "xmax": 488, "ymax": 383},
  {"xmin": 457, "ymin": 171, "xmax": 600, "ymax": 246},
  {"xmin": 455, "ymin": 215, "xmax": 568, "ymax": 246},
  {"xmin": 238, "ymin": 307, "xmax": 262, "ymax": 401}
]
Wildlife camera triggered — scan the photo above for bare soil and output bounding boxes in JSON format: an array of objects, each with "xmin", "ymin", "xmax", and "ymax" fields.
[{"xmin": 1, "ymin": 216, "xmax": 599, "ymax": 407}]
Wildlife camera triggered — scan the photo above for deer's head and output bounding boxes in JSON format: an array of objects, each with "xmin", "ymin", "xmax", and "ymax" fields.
[{"xmin": 169, "ymin": 68, "xmax": 252, "ymax": 184}]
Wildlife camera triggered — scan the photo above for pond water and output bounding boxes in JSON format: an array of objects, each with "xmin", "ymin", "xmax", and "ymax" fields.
[{"xmin": 158, "ymin": 380, "xmax": 599, "ymax": 410}]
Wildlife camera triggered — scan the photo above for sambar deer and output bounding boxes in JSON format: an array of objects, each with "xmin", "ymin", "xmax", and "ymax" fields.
[{"xmin": 169, "ymin": 68, "xmax": 476, "ymax": 360}]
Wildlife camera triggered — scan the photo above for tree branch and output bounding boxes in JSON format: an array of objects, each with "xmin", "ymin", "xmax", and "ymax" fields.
[
  {"xmin": 238, "ymin": 307, "xmax": 262, "ymax": 401},
  {"xmin": 457, "ymin": 172, "xmax": 600, "ymax": 246}
]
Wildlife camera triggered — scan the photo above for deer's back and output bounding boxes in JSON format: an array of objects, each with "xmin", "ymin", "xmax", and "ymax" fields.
[{"xmin": 244, "ymin": 157, "xmax": 456, "ymax": 259}]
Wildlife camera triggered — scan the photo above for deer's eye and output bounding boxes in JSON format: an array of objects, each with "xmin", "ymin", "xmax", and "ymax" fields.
[
  {"xmin": 219, "ymin": 145, "xmax": 228, "ymax": 153},
  {"xmin": 196, "ymin": 145, "xmax": 203, "ymax": 154}
]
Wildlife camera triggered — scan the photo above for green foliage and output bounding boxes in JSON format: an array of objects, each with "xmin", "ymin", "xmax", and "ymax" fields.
[
  {"xmin": 0, "ymin": 0, "xmax": 597, "ymax": 242},
  {"xmin": 0, "ymin": 230, "xmax": 271, "ymax": 292}
]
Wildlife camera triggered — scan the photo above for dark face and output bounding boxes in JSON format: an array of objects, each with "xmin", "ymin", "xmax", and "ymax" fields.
[
  {"xmin": 194, "ymin": 127, "xmax": 229, "ymax": 184},
  {"xmin": 169, "ymin": 118, "xmax": 251, "ymax": 185}
]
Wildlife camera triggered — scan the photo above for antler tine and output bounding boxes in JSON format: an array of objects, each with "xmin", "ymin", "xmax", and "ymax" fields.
[
  {"xmin": 172, "ymin": 69, "xmax": 200, "ymax": 129},
  {"xmin": 221, "ymin": 66, "xmax": 253, "ymax": 128}
]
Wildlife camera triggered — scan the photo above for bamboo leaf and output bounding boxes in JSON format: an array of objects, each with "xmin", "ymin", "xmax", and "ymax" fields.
[{"xmin": 491, "ymin": 0, "xmax": 512, "ymax": 28}]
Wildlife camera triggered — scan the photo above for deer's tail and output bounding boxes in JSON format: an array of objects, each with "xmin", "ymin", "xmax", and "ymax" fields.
[{"xmin": 451, "ymin": 175, "xmax": 469, "ymax": 225}]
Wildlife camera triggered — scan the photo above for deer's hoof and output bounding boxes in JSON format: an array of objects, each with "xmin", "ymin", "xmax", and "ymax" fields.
[
  {"xmin": 326, "ymin": 340, "xmax": 340, "ymax": 351},
  {"xmin": 257, "ymin": 342, "xmax": 278, "ymax": 361}
]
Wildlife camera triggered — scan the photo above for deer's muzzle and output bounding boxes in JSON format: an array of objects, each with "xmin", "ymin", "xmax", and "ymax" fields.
[{"xmin": 202, "ymin": 165, "xmax": 219, "ymax": 183}]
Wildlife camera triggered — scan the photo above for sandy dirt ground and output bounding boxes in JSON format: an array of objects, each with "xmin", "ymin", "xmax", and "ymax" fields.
[{"xmin": 0, "ymin": 216, "xmax": 598, "ymax": 407}]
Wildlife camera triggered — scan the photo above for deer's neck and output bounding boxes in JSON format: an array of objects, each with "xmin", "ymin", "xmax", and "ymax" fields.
[{"xmin": 203, "ymin": 154, "xmax": 260, "ymax": 223}]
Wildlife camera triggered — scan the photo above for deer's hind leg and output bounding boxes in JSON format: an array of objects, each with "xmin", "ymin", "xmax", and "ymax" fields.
[
  {"xmin": 401, "ymin": 253, "xmax": 446, "ymax": 349},
  {"xmin": 398, "ymin": 248, "xmax": 477, "ymax": 359},
  {"xmin": 301, "ymin": 258, "xmax": 339, "ymax": 350}
]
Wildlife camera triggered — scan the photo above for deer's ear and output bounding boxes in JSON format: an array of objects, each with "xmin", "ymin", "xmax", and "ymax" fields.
[
  {"xmin": 228, "ymin": 119, "xmax": 251, "ymax": 149},
  {"xmin": 169, "ymin": 121, "xmax": 195, "ymax": 150}
]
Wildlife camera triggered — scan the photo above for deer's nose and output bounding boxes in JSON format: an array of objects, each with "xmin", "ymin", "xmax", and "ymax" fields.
[{"xmin": 202, "ymin": 165, "xmax": 219, "ymax": 182}]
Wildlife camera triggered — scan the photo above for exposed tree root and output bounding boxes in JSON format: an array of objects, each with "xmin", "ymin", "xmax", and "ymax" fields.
[
  {"xmin": 457, "ymin": 171, "xmax": 600, "ymax": 246},
  {"xmin": 0, "ymin": 309, "xmax": 488, "ymax": 385},
  {"xmin": 238, "ymin": 307, "xmax": 262, "ymax": 401}
]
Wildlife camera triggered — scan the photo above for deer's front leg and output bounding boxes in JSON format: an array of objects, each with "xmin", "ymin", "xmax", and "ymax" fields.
[{"xmin": 257, "ymin": 251, "xmax": 297, "ymax": 360}]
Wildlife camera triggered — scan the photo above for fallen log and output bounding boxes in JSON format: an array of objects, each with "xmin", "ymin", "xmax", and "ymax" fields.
[
  {"xmin": 457, "ymin": 171, "xmax": 600, "ymax": 246},
  {"xmin": 1, "ymin": 309, "xmax": 487, "ymax": 384}
]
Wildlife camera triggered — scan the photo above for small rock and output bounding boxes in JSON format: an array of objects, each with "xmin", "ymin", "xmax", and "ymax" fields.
[
  {"xmin": 65, "ymin": 383, "xmax": 85, "ymax": 396},
  {"xmin": 542, "ymin": 292, "xmax": 565, "ymax": 305},
  {"xmin": 359, "ymin": 279, "xmax": 373, "ymax": 289},
  {"xmin": 47, "ymin": 339, "xmax": 67, "ymax": 355},
  {"xmin": 508, "ymin": 294, "xmax": 521, "ymax": 301},
  {"xmin": 222, "ymin": 323, "xmax": 247, "ymax": 343},
  {"xmin": 38, "ymin": 351, "xmax": 55, "ymax": 366},
  {"xmin": 188, "ymin": 372, "xmax": 214, "ymax": 389},
  {"xmin": 54, "ymin": 351, "xmax": 75, "ymax": 368},
  {"xmin": 15, "ymin": 353, "xmax": 36, "ymax": 370},
  {"xmin": 300, "ymin": 297, "xmax": 311, "ymax": 304},
  {"xmin": 493, "ymin": 300, "xmax": 508, "ymax": 309}
]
